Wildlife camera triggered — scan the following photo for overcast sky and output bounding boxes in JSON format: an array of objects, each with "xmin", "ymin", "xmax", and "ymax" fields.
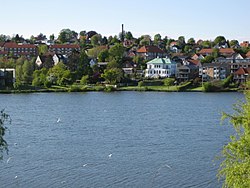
[{"xmin": 2, "ymin": 0, "xmax": 250, "ymax": 41}]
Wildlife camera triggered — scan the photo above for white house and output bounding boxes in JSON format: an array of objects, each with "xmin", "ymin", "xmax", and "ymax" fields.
[{"xmin": 145, "ymin": 57, "xmax": 177, "ymax": 78}]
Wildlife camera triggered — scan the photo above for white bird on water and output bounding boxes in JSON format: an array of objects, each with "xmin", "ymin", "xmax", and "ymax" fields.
[
  {"xmin": 7, "ymin": 157, "xmax": 12, "ymax": 164},
  {"xmin": 108, "ymin": 154, "xmax": 112, "ymax": 158},
  {"xmin": 57, "ymin": 118, "xmax": 61, "ymax": 123}
]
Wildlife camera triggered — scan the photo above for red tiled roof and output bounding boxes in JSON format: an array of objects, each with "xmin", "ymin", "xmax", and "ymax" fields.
[
  {"xmin": 199, "ymin": 48, "xmax": 235, "ymax": 55},
  {"xmin": 234, "ymin": 67, "xmax": 250, "ymax": 75},
  {"xmin": 170, "ymin": 41, "xmax": 178, "ymax": 46},
  {"xmin": 198, "ymin": 48, "xmax": 213, "ymax": 54},
  {"xmin": 4, "ymin": 42, "xmax": 37, "ymax": 48},
  {"xmin": 188, "ymin": 59, "xmax": 200, "ymax": 65},
  {"xmin": 50, "ymin": 44, "xmax": 80, "ymax": 49},
  {"xmin": 219, "ymin": 48, "xmax": 235, "ymax": 54},
  {"xmin": 137, "ymin": 45, "xmax": 164, "ymax": 53}
]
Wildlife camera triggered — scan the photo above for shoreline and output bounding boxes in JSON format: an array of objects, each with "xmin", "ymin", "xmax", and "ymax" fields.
[{"xmin": 0, "ymin": 86, "xmax": 240, "ymax": 94}]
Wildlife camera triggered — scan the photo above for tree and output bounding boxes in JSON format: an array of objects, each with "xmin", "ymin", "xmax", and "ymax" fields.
[
  {"xmin": 32, "ymin": 68, "xmax": 48, "ymax": 87},
  {"xmin": 98, "ymin": 49, "xmax": 109, "ymax": 62},
  {"xmin": 22, "ymin": 60, "xmax": 34, "ymax": 84},
  {"xmin": 0, "ymin": 110, "xmax": 11, "ymax": 160},
  {"xmin": 48, "ymin": 62, "xmax": 72, "ymax": 86},
  {"xmin": 91, "ymin": 34, "xmax": 102, "ymax": 46},
  {"xmin": 139, "ymin": 35, "xmax": 151, "ymax": 46},
  {"xmin": 177, "ymin": 36, "xmax": 186, "ymax": 50},
  {"xmin": 229, "ymin": 40, "xmax": 239, "ymax": 48},
  {"xmin": 187, "ymin": 38, "xmax": 195, "ymax": 46},
  {"xmin": 212, "ymin": 48, "xmax": 220, "ymax": 58},
  {"xmin": 108, "ymin": 43, "xmax": 125, "ymax": 64},
  {"xmin": 58, "ymin": 29, "xmax": 78, "ymax": 43},
  {"xmin": 80, "ymin": 75, "xmax": 89, "ymax": 85},
  {"xmin": 49, "ymin": 34, "xmax": 55, "ymax": 41},
  {"xmin": 201, "ymin": 55, "xmax": 214, "ymax": 64},
  {"xmin": 218, "ymin": 91, "xmax": 250, "ymax": 187},
  {"xmin": 154, "ymin": 34, "xmax": 162, "ymax": 45},
  {"xmin": 125, "ymin": 31, "xmax": 133, "ymax": 40},
  {"xmin": 201, "ymin": 40, "xmax": 212, "ymax": 48},
  {"xmin": 87, "ymin": 46, "xmax": 107, "ymax": 59},
  {"xmin": 163, "ymin": 78, "xmax": 175, "ymax": 88},
  {"xmin": 101, "ymin": 68, "xmax": 123, "ymax": 84},
  {"xmin": 214, "ymin": 36, "xmax": 226, "ymax": 46},
  {"xmin": 38, "ymin": 44, "xmax": 48, "ymax": 55}
]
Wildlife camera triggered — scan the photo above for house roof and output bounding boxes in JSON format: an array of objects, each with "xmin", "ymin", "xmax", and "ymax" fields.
[
  {"xmin": 234, "ymin": 67, "xmax": 250, "ymax": 75},
  {"xmin": 49, "ymin": 44, "xmax": 80, "ymax": 49},
  {"xmin": 219, "ymin": 48, "xmax": 235, "ymax": 54},
  {"xmin": 4, "ymin": 42, "xmax": 37, "ymax": 48},
  {"xmin": 199, "ymin": 48, "xmax": 213, "ymax": 54},
  {"xmin": 146, "ymin": 57, "xmax": 175, "ymax": 64},
  {"xmin": 199, "ymin": 48, "xmax": 235, "ymax": 55},
  {"xmin": 37, "ymin": 54, "xmax": 53, "ymax": 63},
  {"xmin": 187, "ymin": 59, "xmax": 200, "ymax": 66},
  {"xmin": 137, "ymin": 45, "xmax": 164, "ymax": 53},
  {"xmin": 178, "ymin": 64, "xmax": 198, "ymax": 70},
  {"xmin": 170, "ymin": 41, "xmax": 178, "ymax": 46}
]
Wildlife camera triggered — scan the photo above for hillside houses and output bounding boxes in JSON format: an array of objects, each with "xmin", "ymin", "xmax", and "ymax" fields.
[{"xmin": 1, "ymin": 29, "xmax": 250, "ymax": 88}]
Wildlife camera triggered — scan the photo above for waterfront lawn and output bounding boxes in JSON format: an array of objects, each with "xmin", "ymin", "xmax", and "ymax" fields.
[{"xmin": 118, "ymin": 85, "xmax": 179, "ymax": 91}]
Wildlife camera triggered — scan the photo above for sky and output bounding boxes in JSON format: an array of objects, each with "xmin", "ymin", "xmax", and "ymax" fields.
[{"xmin": 1, "ymin": 0, "xmax": 250, "ymax": 41}]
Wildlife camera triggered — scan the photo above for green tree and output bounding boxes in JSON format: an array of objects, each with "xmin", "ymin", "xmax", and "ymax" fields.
[
  {"xmin": 187, "ymin": 38, "xmax": 196, "ymax": 45},
  {"xmin": 201, "ymin": 40, "xmax": 212, "ymax": 48},
  {"xmin": 22, "ymin": 60, "xmax": 34, "ymax": 84},
  {"xmin": 214, "ymin": 36, "xmax": 226, "ymax": 46},
  {"xmin": 163, "ymin": 78, "xmax": 175, "ymax": 88},
  {"xmin": 108, "ymin": 43, "xmax": 125, "ymax": 64},
  {"xmin": 125, "ymin": 31, "xmax": 133, "ymax": 40},
  {"xmin": 139, "ymin": 35, "xmax": 151, "ymax": 46},
  {"xmin": 101, "ymin": 68, "xmax": 123, "ymax": 84},
  {"xmin": 98, "ymin": 49, "xmax": 109, "ymax": 62},
  {"xmin": 87, "ymin": 46, "xmax": 107, "ymax": 59},
  {"xmin": 177, "ymin": 36, "xmax": 186, "ymax": 50},
  {"xmin": 0, "ymin": 110, "xmax": 11, "ymax": 160},
  {"xmin": 154, "ymin": 34, "xmax": 162, "ymax": 45},
  {"xmin": 229, "ymin": 40, "xmax": 239, "ymax": 48},
  {"xmin": 201, "ymin": 55, "xmax": 214, "ymax": 64},
  {"xmin": 38, "ymin": 44, "xmax": 48, "ymax": 55},
  {"xmin": 218, "ymin": 91, "xmax": 250, "ymax": 187},
  {"xmin": 32, "ymin": 68, "xmax": 48, "ymax": 87},
  {"xmin": 212, "ymin": 48, "xmax": 220, "ymax": 58},
  {"xmin": 49, "ymin": 34, "xmax": 55, "ymax": 41},
  {"xmin": 58, "ymin": 29, "xmax": 78, "ymax": 43},
  {"xmin": 48, "ymin": 62, "xmax": 71, "ymax": 86},
  {"xmin": 91, "ymin": 34, "xmax": 102, "ymax": 46},
  {"xmin": 80, "ymin": 75, "xmax": 89, "ymax": 85}
]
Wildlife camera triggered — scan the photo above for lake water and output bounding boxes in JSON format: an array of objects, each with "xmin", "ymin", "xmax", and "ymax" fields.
[{"xmin": 0, "ymin": 92, "xmax": 244, "ymax": 188}]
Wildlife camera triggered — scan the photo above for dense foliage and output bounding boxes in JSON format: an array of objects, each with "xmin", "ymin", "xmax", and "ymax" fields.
[
  {"xmin": 0, "ymin": 110, "xmax": 11, "ymax": 160},
  {"xmin": 218, "ymin": 91, "xmax": 250, "ymax": 187}
]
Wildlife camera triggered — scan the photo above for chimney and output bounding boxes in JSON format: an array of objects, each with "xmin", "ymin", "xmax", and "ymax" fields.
[{"xmin": 121, "ymin": 24, "xmax": 124, "ymax": 42}]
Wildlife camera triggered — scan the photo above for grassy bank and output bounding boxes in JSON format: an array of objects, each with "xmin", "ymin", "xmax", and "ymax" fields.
[{"xmin": 0, "ymin": 84, "xmax": 239, "ymax": 94}]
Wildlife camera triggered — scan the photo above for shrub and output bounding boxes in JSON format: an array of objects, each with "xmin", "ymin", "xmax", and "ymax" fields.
[{"xmin": 138, "ymin": 81, "xmax": 144, "ymax": 87}]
